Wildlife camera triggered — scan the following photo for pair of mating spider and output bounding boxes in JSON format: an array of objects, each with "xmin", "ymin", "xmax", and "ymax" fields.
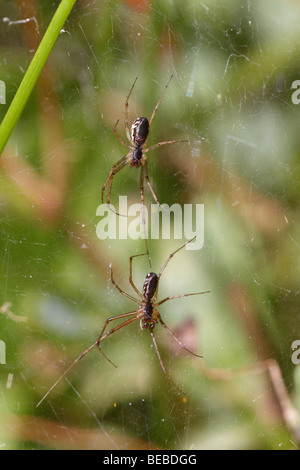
[{"xmin": 37, "ymin": 77, "xmax": 208, "ymax": 407}]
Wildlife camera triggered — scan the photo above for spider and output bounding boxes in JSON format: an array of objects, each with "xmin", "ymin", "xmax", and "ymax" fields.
[
  {"xmin": 36, "ymin": 237, "xmax": 209, "ymax": 407},
  {"xmin": 101, "ymin": 75, "xmax": 188, "ymax": 215}
]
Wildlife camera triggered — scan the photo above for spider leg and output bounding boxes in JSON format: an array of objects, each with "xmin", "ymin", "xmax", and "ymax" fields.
[
  {"xmin": 144, "ymin": 159, "xmax": 168, "ymax": 211},
  {"xmin": 36, "ymin": 311, "xmax": 140, "ymax": 407},
  {"xmin": 158, "ymin": 237, "xmax": 196, "ymax": 280},
  {"xmin": 110, "ymin": 264, "xmax": 140, "ymax": 304},
  {"xmin": 36, "ymin": 340, "xmax": 99, "ymax": 407},
  {"xmin": 113, "ymin": 119, "xmax": 131, "ymax": 148},
  {"xmin": 148, "ymin": 75, "xmax": 173, "ymax": 127},
  {"xmin": 156, "ymin": 290, "xmax": 210, "ymax": 306},
  {"xmin": 96, "ymin": 311, "xmax": 141, "ymax": 346},
  {"xmin": 129, "ymin": 252, "xmax": 149, "ymax": 298},
  {"xmin": 156, "ymin": 311, "xmax": 202, "ymax": 358},
  {"xmin": 149, "ymin": 326, "xmax": 185, "ymax": 394},
  {"xmin": 101, "ymin": 153, "xmax": 130, "ymax": 216},
  {"xmin": 145, "ymin": 139, "xmax": 188, "ymax": 153},
  {"xmin": 139, "ymin": 165, "xmax": 152, "ymax": 268},
  {"xmin": 101, "ymin": 154, "xmax": 128, "ymax": 203},
  {"xmin": 106, "ymin": 162, "xmax": 129, "ymax": 216},
  {"xmin": 95, "ymin": 313, "xmax": 143, "ymax": 377},
  {"xmin": 125, "ymin": 77, "xmax": 138, "ymax": 144}
]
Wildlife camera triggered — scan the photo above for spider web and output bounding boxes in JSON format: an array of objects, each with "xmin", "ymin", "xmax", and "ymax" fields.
[{"xmin": 0, "ymin": 0, "xmax": 300, "ymax": 451}]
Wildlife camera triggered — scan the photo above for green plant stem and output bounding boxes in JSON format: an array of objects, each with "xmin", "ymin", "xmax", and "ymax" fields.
[{"xmin": 0, "ymin": 0, "xmax": 78, "ymax": 156}]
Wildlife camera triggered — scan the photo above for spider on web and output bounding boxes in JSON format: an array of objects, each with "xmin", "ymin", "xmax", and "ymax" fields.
[
  {"xmin": 101, "ymin": 75, "xmax": 188, "ymax": 215},
  {"xmin": 36, "ymin": 237, "xmax": 209, "ymax": 407}
]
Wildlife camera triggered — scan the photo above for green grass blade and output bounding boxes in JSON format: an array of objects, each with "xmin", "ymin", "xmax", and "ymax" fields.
[{"xmin": 0, "ymin": 0, "xmax": 78, "ymax": 156}]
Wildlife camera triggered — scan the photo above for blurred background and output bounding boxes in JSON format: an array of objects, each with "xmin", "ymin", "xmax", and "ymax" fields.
[{"xmin": 0, "ymin": 0, "xmax": 300, "ymax": 450}]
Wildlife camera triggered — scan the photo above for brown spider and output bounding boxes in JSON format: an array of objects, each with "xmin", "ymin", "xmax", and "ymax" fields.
[
  {"xmin": 101, "ymin": 75, "xmax": 187, "ymax": 214},
  {"xmin": 36, "ymin": 238, "xmax": 209, "ymax": 407}
]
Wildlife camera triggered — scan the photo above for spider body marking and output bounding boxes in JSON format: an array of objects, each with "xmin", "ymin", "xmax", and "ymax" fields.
[
  {"xmin": 143, "ymin": 272, "xmax": 158, "ymax": 300},
  {"xmin": 131, "ymin": 117, "xmax": 149, "ymax": 149},
  {"xmin": 140, "ymin": 272, "xmax": 159, "ymax": 330},
  {"xmin": 130, "ymin": 117, "xmax": 150, "ymax": 167}
]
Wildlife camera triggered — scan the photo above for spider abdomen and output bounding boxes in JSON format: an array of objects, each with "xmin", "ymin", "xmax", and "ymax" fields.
[
  {"xmin": 143, "ymin": 272, "xmax": 158, "ymax": 301},
  {"xmin": 131, "ymin": 117, "xmax": 149, "ymax": 146}
]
